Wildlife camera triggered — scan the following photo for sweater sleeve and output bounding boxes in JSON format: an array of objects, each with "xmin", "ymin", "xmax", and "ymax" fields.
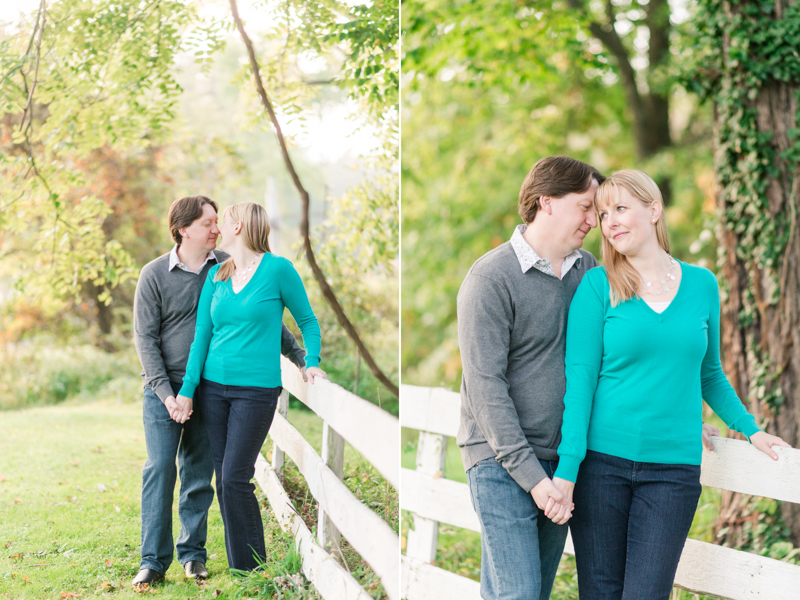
[
  {"xmin": 699, "ymin": 269, "xmax": 761, "ymax": 438},
  {"xmin": 281, "ymin": 323, "xmax": 307, "ymax": 368},
  {"xmin": 457, "ymin": 272, "xmax": 547, "ymax": 492},
  {"xmin": 555, "ymin": 271, "xmax": 605, "ymax": 482},
  {"xmin": 133, "ymin": 265, "xmax": 174, "ymax": 403},
  {"xmin": 279, "ymin": 259, "xmax": 321, "ymax": 369},
  {"xmin": 179, "ymin": 270, "xmax": 216, "ymax": 399}
]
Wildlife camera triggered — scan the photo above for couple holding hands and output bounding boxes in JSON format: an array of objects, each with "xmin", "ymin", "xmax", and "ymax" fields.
[
  {"xmin": 457, "ymin": 157, "xmax": 789, "ymax": 600},
  {"xmin": 132, "ymin": 196, "xmax": 325, "ymax": 589}
]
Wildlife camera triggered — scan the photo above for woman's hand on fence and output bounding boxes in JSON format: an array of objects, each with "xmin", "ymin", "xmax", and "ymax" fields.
[
  {"xmin": 173, "ymin": 394, "xmax": 194, "ymax": 423},
  {"xmin": 702, "ymin": 422, "xmax": 722, "ymax": 451},
  {"xmin": 749, "ymin": 431, "xmax": 791, "ymax": 460},
  {"xmin": 305, "ymin": 367, "xmax": 328, "ymax": 385}
]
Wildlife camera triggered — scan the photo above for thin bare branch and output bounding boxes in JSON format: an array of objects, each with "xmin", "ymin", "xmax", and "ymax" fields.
[
  {"xmin": 228, "ymin": 0, "xmax": 398, "ymax": 398},
  {"xmin": 19, "ymin": 0, "xmax": 46, "ymax": 133}
]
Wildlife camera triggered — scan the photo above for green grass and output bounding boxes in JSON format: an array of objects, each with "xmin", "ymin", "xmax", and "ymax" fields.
[{"xmin": 0, "ymin": 392, "xmax": 395, "ymax": 599}]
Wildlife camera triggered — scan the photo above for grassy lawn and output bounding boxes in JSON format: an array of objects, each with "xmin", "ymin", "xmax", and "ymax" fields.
[
  {"xmin": 401, "ymin": 424, "xmax": 724, "ymax": 600},
  {"xmin": 0, "ymin": 397, "xmax": 395, "ymax": 600}
]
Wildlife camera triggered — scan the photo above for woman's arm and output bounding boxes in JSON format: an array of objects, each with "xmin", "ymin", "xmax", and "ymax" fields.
[
  {"xmin": 553, "ymin": 272, "xmax": 606, "ymax": 483},
  {"xmin": 178, "ymin": 271, "xmax": 216, "ymax": 400},
  {"xmin": 699, "ymin": 270, "xmax": 761, "ymax": 439},
  {"xmin": 279, "ymin": 259, "xmax": 321, "ymax": 370}
]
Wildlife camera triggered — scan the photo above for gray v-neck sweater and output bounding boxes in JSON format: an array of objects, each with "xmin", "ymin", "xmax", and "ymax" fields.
[{"xmin": 456, "ymin": 242, "xmax": 597, "ymax": 492}]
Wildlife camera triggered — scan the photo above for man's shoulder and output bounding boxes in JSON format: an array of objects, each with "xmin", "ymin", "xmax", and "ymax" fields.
[
  {"xmin": 467, "ymin": 242, "xmax": 517, "ymax": 280},
  {"xmin": 577, "ymin": 248, "xmax": 598, "ymax": 270},
  {"xmin": 139, "ymin": 252, "xmax": 171, "ymax": 282},
  {"xmin": 213, "ymin": 249, "xmax": 230, "ymax": 262}
]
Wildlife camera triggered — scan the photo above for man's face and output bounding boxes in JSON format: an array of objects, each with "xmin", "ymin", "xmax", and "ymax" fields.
[
  {"xmin": 182, "ymin": 203, "xmax": 219, "ymax": 252},
  {"xmin": 548, "ymin": 178, "xmax": 599, "ymax": 251}
]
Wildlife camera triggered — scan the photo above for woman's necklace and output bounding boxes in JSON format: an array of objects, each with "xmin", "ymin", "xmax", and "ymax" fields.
[
  {"xmin": 234, "ymin": 254, "xmax": 260, "ymax": 286},
  {"xmin": 640, "ymin": 256, "xmax": 677, "ymax": 297}
]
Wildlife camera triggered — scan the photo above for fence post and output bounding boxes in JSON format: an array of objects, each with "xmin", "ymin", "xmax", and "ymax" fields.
[
  {"xmin": 272, "ymin": 389, "xmax": 290, "ymax": 477},
  {"xmin": 318, "ymin": 421, "xmax": 345, "ymax": 550},
  {"xmin": 405, "ymin": 431, "xmax": 448, "ymax": 563}
]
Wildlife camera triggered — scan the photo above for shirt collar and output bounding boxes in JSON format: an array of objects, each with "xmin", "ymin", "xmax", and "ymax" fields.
[
  {"xmin": 168, "ymin": 245, "xmax": 219, "ymax": 274},
  {"xmin": 509, "ymin": 224, "xmax": 582, "ymax": 279}
]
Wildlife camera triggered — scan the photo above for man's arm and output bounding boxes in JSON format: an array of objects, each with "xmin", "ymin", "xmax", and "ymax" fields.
[
  {"xmin": 281, "ymin": 322, "xmax": 307, "ymax": 368},
  {"xmin": 133, "ymin": 267, "xmax": 174, "ymax": 403},
  {"xmin": 457, "ymin": 272, "xmax": 547, "ymax": 492}
]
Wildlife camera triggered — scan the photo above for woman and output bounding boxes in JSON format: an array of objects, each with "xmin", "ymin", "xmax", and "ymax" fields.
[
  {"xmin": 548, "ymin": 170, "xmax": 788, "ymax": 599},
  {"xmin": 175, "ymin": 201, "xmax": 326, "ymax": 572}
]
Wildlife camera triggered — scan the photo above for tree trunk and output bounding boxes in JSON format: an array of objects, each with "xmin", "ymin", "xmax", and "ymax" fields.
[{"xmin": 713, "ymin": 0, "xmax": 800, "ymax": 543}]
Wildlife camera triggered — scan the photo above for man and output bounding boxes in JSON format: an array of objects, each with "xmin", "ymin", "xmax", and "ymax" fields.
[
  {"xmin": 456, "ymin": 156, "xmax": 604, "ymax": 600},
  {"xmin": 132, "ymin": 195, "xmax": 311, "ymax": 588}
]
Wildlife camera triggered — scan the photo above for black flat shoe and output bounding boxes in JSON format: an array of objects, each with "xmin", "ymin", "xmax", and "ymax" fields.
[
  {"xmin": 184, "ymin": 560, "xmax": 209, "ymax": 580},
  {"xmin": 132, "ymin": 568, "xmax": 164, "ymax": 589}
]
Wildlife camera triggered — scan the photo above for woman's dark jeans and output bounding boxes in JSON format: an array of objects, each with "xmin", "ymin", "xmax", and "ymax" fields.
[
  {"xmin": 570, "ymin": 450, "xmax": 702, "ymax": 600},
  {"xmin": 195, "ymin": 378, "xmax": 281, "ymax": 572}
]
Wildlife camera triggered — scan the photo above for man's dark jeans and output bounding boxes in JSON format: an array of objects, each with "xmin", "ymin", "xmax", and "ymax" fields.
[
  {"xmin": 467, "ymin": 457, "xmax": 569, "ymax": 600},
  {"xmin": 195, "ymin": 378, "xmax": 281, "ymax": 572},
  {"xmin": 570, "ymin": 450, "xmax": 702, "ymax": 600},
  {"xmin": 140, "ymin": 382, "xmax": 215, "ymax": 574}
]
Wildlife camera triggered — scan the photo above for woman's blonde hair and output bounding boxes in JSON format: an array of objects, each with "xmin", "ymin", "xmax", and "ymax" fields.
[
  {"xmin": 214, "ymin": 202, "xmax": 271, "ymax": 283},
  {"xmin": 595, "ymin": 169, "xmax": 670, "ymax": 307}
]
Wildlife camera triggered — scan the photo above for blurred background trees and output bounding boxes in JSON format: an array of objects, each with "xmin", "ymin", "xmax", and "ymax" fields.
[{"xmin": 0, "ymin": 0, "xmax": 398, "ymax": 412}]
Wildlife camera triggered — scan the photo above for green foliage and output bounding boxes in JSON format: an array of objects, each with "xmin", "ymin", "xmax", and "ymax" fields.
[{"xmin": 0, "ymin": 338, "xmax": 140, "ymax": 410}]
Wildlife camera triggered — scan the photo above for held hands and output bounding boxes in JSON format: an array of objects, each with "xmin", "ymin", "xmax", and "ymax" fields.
[
  {"xmin": 702, "ymin": 422, "xmax": 722, "ymax": 451},
  {"xmin": 749, "ymin": 431, "xmax": 791, "ymax": 460},
  {"xmin": 531, "ymin": 477, "xmax": 573, "ymax": 525},
  {"xmin": 165, "ymin": 394, "xmax": 193, "ymax": 424}
]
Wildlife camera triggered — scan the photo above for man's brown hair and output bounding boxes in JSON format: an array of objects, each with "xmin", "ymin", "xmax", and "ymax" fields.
[
  {"xmin": 168, "ymin": 195, "xmax": 218, "ymax": 245},
  {"xmin": 518, "ymin": 156, "xmax": 606, "ymax": 224}
]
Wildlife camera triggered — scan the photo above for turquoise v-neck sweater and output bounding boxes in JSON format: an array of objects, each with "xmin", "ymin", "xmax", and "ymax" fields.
[
  {"xmin": 179, "ymin": 253, "xmax": 321, "ymax": 399},
  {"xmin": 554, "ymin": 262, "xmax": 760, "ymax": 483}
]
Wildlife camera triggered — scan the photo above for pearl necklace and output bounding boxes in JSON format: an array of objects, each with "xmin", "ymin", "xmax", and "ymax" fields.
[
  {"xmin": 234, "ymin": 254, "xmax": 260, "ymax": 286},
  {"xmin": 640, "ymin": 256, "xmax": 677, "ymax": 297}
]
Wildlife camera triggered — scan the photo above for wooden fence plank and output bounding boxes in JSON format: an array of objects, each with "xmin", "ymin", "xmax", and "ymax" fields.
[
  {"xmin": 269, "ymin": 413, "xmax": 400, "ymax": 600},
  {"xmin": 401, "ymin": 556, "xmax": 481, "ymax": 600},
  {"xmin": 399, "ymin": 385, "xmax": 459, "ymax": 437},
  {"xmin": 272, "ymin": 389, "xmax": 290, "ymax": 475},
  {"xmin": 255, "ymin": 455, "xmax": 374, "ymax": 600},
  {"xmin": 318, "ymin": 422, "xmax": 345, "ymax": 551},
  {"xmin": 405, "ymin": 432, "xmax": 448, "ymax": 563},
  {"xmin": 400, "ymin": 468, "xmax": 480, "ymax": 533},
  {"xmin": 280, "ymin": 357, "xmax": 399, "ymax": 489},
  {"xmin": 674, "ymin": 538, "xmax": 800, "ymax": 599},
  {"xmin": 701, "ymin": 437, "xmax": 800, "ymax": 503}
]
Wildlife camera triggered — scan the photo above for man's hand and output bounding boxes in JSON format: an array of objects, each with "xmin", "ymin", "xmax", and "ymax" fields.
[
  {"xmin": 173, "ymin": 394, "xmax": 194, "ymax": 424},
  {"xmin": 164, "ymin": 396, "xmax": 183, "ymax": 422},
  {"xmin": 749, "ymin": 431, "xmax": 791, "ymax": 460},
  {"xmin": 299, "ymin": 366, "xmax": 307, "ymax": 382},
  {"xmin": 531, "ymin": 478, "xmax": 571, "ymax": 525},
  {"xmin": 306, "ymin": 367, "xmax": 328, "ymax": 385},
  {"xmin": 702, "ymin": 422, "xmax": 721, "ymax": 451},
  {"xmin": 545, "ymin": 477, "xmax": 576, "ymax": 525}
]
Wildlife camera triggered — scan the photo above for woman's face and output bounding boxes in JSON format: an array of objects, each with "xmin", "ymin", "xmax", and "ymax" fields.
[
  {"xmin": 218, "ymin": 213, "xmax": 239, "ymax": 250},
  {"xmin": 598, "ymin": 187, "xmax": 660, "ymax": 257}
]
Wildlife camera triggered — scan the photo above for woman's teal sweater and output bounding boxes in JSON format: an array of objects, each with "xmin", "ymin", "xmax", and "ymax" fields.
[
  {"xmin": 554, "ymin": 262, "xmax": 760, "ymax": 483},
  {"xmin": 179, "ymin": 253, "xmax": 321, "ymax": 399}
]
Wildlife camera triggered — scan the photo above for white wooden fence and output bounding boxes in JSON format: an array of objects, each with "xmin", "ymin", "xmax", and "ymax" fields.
[
  {"xmin": 254, "ymin": 356, "xmax": 399, "ymax": 600},
  {"xmin": 400, "ymin": 384, "xmax": 800, "ymax": 600}
]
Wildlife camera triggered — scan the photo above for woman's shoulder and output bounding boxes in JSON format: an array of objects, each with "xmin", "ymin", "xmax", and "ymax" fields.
[
  {"xmin": 580, "ymin": 264, "xmax": 609, "ymax": 287},
  {"xmin": 680, "ymin": 261, "xmax": 719, "ymax": 291}
]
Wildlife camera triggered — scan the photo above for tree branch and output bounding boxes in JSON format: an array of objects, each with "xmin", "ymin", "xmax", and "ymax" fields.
[
  {"xmin": 19, "ymin": 0, "xmax": 46, "ymax": 133},
  {"xmin": 228, "ymin": 0, "xmax": 399, "ymax": 398}
]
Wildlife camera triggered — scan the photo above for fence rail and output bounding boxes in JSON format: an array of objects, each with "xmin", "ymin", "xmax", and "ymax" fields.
[
  {"xmin": 400, "ymin": 383, "xmax": 800, "ymax": 600},
  {"xmin": 253, "ymin": 356, "xmax": 400, "ymax": 600}
]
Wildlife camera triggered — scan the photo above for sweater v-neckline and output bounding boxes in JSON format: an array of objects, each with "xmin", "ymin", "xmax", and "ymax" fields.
[
  {"xmin": 635, "ymin": 260, "xmax": 685, "ymax": 318},
  {"xmin": 230, "ymin": 254, "xmax": 265, "ymax": 296}
]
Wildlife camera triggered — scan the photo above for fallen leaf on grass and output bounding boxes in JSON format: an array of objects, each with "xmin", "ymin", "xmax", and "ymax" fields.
[
  {"xmin": 60, "ymin": 593, "xmax": 78, "ymax": 599},
  {"xmin": 70, "ymin": 460, "xmax": 80, "ymax": 467},
  {"xmin": 13, "ymin": 498, "xmax": 21, "ymax": 503},
  {"xmin": 99, "ymin": 583, "xmax": 115, "ymax": 590},
  {"xmin": 97, "ymin": 483, "xmax": 107, "ymax": 492},
  {"xmin": 104, "ymin": 558, "xmax": 111, "ymax": 567},
  {"xmin": 114, "ymin": 504, "xmax": 121, "ymax": 512},
  {"xmin": 0, "ymin": 475, "xmax": 5, "ymax": 482},
  {"xmin": 93, "ymin": 446, "xmax": 103, "ymax": 453},
  {"xmin": 21, "ymin": 576, "xmax": 30, "ymax": 583}
]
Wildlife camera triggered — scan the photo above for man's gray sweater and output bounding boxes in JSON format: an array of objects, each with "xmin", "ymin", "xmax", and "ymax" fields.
[
  {"xmin": 133, "ymin": 250, "xmax": 306, "ymax": 403},
  {"xmin": 456, "ymin": 242, "xmax": 597, "ymax": 492}
]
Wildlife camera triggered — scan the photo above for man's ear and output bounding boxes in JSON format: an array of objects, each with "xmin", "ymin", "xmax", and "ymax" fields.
[{"xmin": 539, "ymin": 195, "xmax": 553, "ymax": 216}]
